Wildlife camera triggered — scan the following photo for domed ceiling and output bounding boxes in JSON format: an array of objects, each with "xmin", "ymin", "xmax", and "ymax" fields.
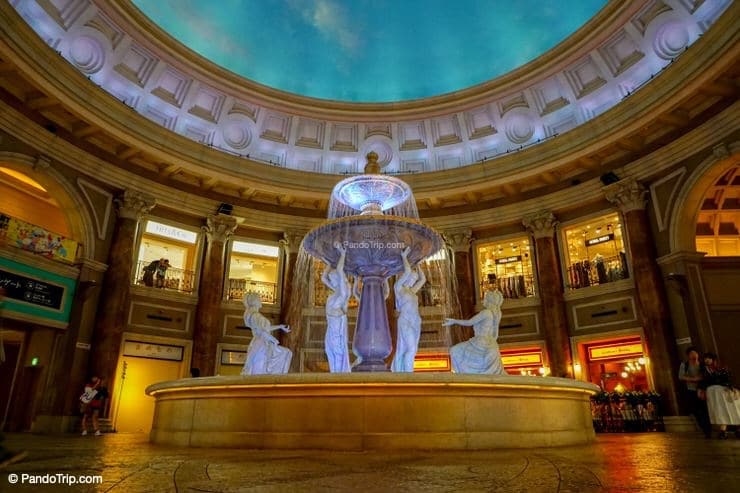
[
  {"xmin": 10, "ymin": 0, "xmax": 730, "ymax": 176},
  {"xmin": 132, "ymin": 0, "xmax": 607, "ymax": 102}
]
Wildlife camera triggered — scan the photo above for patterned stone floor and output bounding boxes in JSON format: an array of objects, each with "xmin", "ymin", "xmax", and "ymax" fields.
[{"xmin": 1, "ymin": 432, "xmax": 739, "ymax": 492}]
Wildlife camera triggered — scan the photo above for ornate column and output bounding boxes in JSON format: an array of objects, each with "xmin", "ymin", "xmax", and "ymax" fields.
[
  {"xmin": 91, "ymin": 190, "xmax": 154, "ymax": 387},
  {"xmin": 605, "ymin": 178, "xmax": 680, "ymax": 415},
  {"xmin": 523, "ymin": 210, "xmax": 572, "ymax": 378},
  {"xmin": 192, "ymin": 214, "xmax": 239, "ymax": 376},
  {"xmin": 278, "ymin": 230, "xmax": 308, "ymax": 371},
  {"xmin": 657, "ymin": 251, "xmax": 716, "ymax": 358},
  {"xmin": 35, "ymin": 259, "xmax": 107, "ymax": 432},
  {"xmin": 444, "ymin": 228, "xmax": 474, "ymax": 344}
]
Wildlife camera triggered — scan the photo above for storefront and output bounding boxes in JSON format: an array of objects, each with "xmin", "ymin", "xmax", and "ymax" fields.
[
  {"xmin": 500, "ymin": 347, "xmax": 546, "ymax": 376},
  {"xmin": 561, "ymin": 212, "xmax": 629, "ymax": 290},
  {"xmin": 475, "ymin": 236, "xmax": 536, "ymax": 299},
  {"xmin": 576, "ymin": 335, "xmax": 650, "ymax": 392}
]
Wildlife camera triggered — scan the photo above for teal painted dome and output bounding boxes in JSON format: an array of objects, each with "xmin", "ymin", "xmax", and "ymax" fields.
[{"xmin": 132, "ymin": 0, "xmax": 607, "ymax": 102}]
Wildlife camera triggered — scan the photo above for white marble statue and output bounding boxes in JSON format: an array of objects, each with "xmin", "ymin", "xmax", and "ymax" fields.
[
  {"xmin": 322, "ymin": 242, "xmax": 352, "ymax": 373},
  {"xmin": 240, "ymin": 292, "xmax": 292, "ymax": 375},
  {"xmin": 391, "ymin": 246, "xmax": 426, "ymax": 373},
  {"xmin": 443, "ymin": 289, "xmax": 506, "ymax": 375}
]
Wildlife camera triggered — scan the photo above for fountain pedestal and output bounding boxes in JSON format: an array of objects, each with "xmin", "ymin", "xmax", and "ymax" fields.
[{"xmin": 353, "ymin": 276, "xmax": 392, "ymax": 371}]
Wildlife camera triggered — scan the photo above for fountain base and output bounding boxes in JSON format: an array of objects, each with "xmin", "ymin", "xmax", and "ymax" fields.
[{"xmin": 146, "ymin": 373, "xmax": 599, "ymax": 450}]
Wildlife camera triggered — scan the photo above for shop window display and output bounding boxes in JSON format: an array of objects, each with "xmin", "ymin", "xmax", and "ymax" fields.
[
  {"xmin": 135, "ymin": 220, "xmax": 198, "ymax": 292},
  {"xmin": 563, "ymin": 214, "xmax": 629, "ymax": 290},
  {"xmin": 579, "ymin": 336, "xmax": 662, "ymax": 433},
  {"xmin": 476, "ymin": 237, "xmax": 536, "ymax": 299},
  {"xmin": 227, "ymin": 241, "xmax": 279, "ymax": 304}
]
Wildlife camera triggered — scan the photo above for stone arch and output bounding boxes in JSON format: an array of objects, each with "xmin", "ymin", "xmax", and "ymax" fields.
[
  {"xmin": 668, "ymin": 142, "xmax": 740, "ymax": 253},
  {"xmin": 0, "ymin": 152, "xmax": 97, "ymax": 259}
]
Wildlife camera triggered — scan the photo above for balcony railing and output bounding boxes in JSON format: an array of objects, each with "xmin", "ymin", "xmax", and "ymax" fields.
[
  {"xmin": 227, "ymin": 278, "xmax": 277, "ymax": 304},
  {"xmin": 134, "ymin": 260, "xmax": 195, "ymax": 293},
  {"xmin": 0, "ymin": 213, "xmax": 79, "ymax": 263}
]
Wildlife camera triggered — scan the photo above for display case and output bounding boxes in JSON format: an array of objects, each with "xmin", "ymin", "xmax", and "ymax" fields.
[
  {"xmin": 562, "ymin": 213, "xmax": 629, "ymax": 290},
  {"xmin": 476, "ymin": 236, "xmax": 536, "ymax": 299},
  {"xmin": 135, "ymin": 219, "xmax": 199, "ymax": 293},
  {"xmin": 226, "ymin": 240, "xmax": 279, "ymax": 304}
]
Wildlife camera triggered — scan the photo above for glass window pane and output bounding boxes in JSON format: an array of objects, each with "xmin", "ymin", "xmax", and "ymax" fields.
[
  {"xmin": 562, "ymin": 213, "xmax": 629, "ymax": 290},
  {"xmin": 475, "ymin": 236, "xmax": 536, "ymax": 299}
]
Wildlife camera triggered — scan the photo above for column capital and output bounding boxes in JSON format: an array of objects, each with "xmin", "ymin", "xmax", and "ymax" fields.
[
  {"xmin": 115, "ymin": 190, "xmax": 155, "ymax": 220},
  {"xmin": 523, "ymin": 210, "xmax": 558, "ymax": 239},
  {"xmin": 443, "ymin": 228, "xmax": 473, "ymax": 253},
  {"xmin": 203, "ymin": 214, "xmax": 239, "ymax": 244},
  {"xmin": 279, "ymin": 230, "xmax": 308, "ymax": 255},
  {"xmin": 603, "ymin": 178, "xmax": 647, "ymax": 213}
]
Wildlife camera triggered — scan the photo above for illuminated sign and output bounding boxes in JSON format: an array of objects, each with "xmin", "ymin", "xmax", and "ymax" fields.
[
  {"xmin": 145, "ymin": 221, "xmax": 198, "ymax": 244},
  {"xmin": 232, "ymin": 241, "xmax": 280, "ymax": 258},
  {"xmin": 123, "ymin": 341, "xmax": 184, "ymax": 361},
  {"xmin": 221, "ymin": 350, "xmax": 247, "ymax": 365},
  {"xmin": 588, "ymin": 342, "xmax": 643, "ymax": 361},
  {"xmin": 413, "ymin": 354, "xmax": 451, "ymax": 372},
  {"xmin": 501, "ymin": 351, "xmax": 543, "ymax": 368},
  {"xmin": 585, "ymin": 233, "xmax": 615, "ymax": 247},
  {"xmin": 496, "ymin": 255, "xmax": 522, "ymax": 265}
]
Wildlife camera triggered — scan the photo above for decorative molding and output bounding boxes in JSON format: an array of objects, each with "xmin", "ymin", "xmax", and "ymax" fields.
[
  {"xmin": 443, "ymin": 229, "xmax": 473, "ymax": 253},
  {"xmin": 649, "ymin": 168, "xmax": 686, "ymax": 232},
  {"xmin": 603, "ymin": 178, "xmax": 648, "ymax": 212},
  {"xmin": 203, "ymin": 213, "xmax": 238, "ymax": 244},
  {"xmin": 279, "ymin": 230, "xmax": 308, "ymax": 256},
  {"xmin": 77, "ymin": 177, "xmax": 113, "ymax": 240},
  {"xmin": 115, "ymin": 189, "xmax": 155, "ymax": 220},
  {"xmin": 523, "ymin": 210, "xmax": 558, "ymax": 239},
  {"xmin": 33, "ymin": 154, "xmax": 51, "ymax": 170},
  {"xmin": 571, "ymin": 296, "xmax": 637, "ymax": 331}
]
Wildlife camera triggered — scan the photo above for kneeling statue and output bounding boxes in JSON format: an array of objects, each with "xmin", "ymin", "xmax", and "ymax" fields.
[
  {"xmin": 443, "ymin": 289, "xmax": 506, "ymax": 375},
  {"xmin": 241, "ymin": 292, "xmax": 292, "ymax": 375}
]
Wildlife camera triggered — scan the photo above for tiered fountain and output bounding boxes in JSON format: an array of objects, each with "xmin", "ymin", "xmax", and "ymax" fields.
[
  {"xmin": 146, "ymin": 154, "xmax": 600, "ymax": 450},
  {"xmin": 302, "ymin": 151, "xmax": 444, "ymax": 371}
]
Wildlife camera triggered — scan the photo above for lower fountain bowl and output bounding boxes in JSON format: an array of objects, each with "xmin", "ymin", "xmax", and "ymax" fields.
[{"xmin": 146, "ymin": 373, "xmax": 599, "ymax": 450}]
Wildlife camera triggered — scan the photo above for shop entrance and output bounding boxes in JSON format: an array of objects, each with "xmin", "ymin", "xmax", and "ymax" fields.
[
  {"xmin": 577, "ymin": 335, "xmax": 649, "ymax": 392},
  {"xmin": 0, "ymin": 337, "xmax": 22, "ymax": 430},
  {"xmin": 113, "ymin": 355, "xmax": 182, "ymax": 433},
  {"xmin": 112, "ymin": 338, "xmax": 188, "ymax": 433}
]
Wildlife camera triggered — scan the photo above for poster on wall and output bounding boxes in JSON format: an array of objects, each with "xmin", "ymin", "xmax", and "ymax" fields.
[{"xmin": 0, "ymin": 214, "xmax": 78, "ymax": 263}]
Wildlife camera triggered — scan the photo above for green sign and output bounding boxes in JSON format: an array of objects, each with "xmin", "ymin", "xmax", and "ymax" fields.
[{"xmin": 0, "ymin": 256, "xmax": 76, "ymax": 325}]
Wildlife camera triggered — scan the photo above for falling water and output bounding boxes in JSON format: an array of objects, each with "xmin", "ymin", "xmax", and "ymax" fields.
[{"xmin": 287, "ymin": 155, "xmax": 459, "ymax": 370}]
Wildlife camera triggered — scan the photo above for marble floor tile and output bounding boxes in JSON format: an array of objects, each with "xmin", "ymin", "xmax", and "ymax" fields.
[{"xmin": 1, "ymin": 432, "xmax": 739, "ymax": 492}]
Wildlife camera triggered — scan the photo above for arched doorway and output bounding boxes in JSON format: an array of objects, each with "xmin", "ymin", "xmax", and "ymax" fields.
[
  {"xmin": 667, "ymin": 145, "xmax": 740, "ymax": 380},
  {"xmin": 695, "ymin": 165, "xmax": 740, "ymax": 256},
  {"xmin": 0, "ymin": 159, "xmax": 95, "ymax": 431}
]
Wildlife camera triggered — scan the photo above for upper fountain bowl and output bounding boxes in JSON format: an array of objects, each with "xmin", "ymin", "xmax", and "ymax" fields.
[{"xmin": 333, "ymin": 174, "xmax": 412, "ymax": 215}]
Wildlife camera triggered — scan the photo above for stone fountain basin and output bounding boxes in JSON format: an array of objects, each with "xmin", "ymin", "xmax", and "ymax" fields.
[
  {"xmin": 302, "ymin": 215, "xmax": 444, "ymax": 276},
  {"xmin": 146, "ymin": 373, "xmax": 600, "ymax": 450}
]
